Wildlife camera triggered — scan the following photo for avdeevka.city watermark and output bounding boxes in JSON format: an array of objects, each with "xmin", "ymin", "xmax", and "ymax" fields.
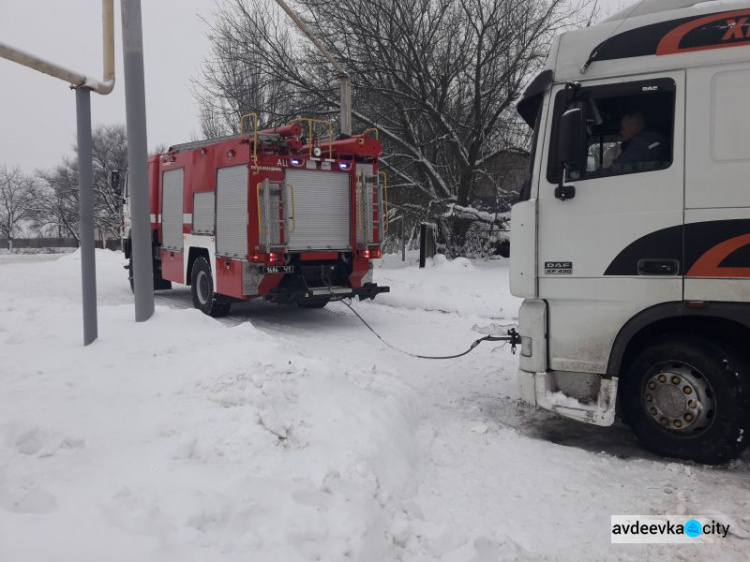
[{"xmin": 611, "ymin": 516, "xmax": 731, "ymax": 544}]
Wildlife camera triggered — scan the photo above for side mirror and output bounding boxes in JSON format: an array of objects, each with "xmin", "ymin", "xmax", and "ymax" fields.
[
  {"xmin": 559, "ymin": 108, "xmax": 587, "ymax": 167},
  {"xmin": 555, "ymin": 107, "xmax": 587, "ymax": 201}
]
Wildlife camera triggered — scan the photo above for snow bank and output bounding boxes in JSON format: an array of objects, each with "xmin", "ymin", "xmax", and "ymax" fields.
[
  {"xmin": 374, "ymin": 253, "xmax": 520, "ymax": 321},
  {"xmin": 2, "ymin": 251, "xmax": 749, "ymax": 562},
  {"xmin": 0, "ymin": 253, "xmax": 421, "ymax": 561},
  {"xmin": 431, "ymin": 254, "xmax": 476, "ymax": 271}
]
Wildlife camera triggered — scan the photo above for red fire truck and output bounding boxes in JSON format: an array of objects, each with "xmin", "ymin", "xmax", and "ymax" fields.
[{"xmin": 123, "ymin": 116, "xmax": 389, "ymax": 317}]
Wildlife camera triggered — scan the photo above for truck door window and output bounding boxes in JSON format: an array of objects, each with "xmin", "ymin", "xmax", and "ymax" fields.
[{"xmin": 547, "ymin": 78, "xmax": 676, "ymax": 183}]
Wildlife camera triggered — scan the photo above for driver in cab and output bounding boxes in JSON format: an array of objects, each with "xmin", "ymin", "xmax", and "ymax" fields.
[{"xmin": 608, "ymin": 111, "xmax": 669, "ymax": 173}]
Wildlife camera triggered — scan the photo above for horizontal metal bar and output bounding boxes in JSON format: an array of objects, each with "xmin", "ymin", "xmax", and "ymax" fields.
[
  {"xmin": 0, "ymin": 0, "xmax": 115, "ymax": 94},
  {"xmin": 310, "ymin": 287, "xmax": 353, "ymax": 296}
]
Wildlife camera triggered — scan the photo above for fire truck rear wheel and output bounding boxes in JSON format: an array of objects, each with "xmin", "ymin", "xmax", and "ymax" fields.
[
  {"xmin": 621, "ymin": 335, "xmax": 750, "ymax": 465},
  {"xmin": 190, "ymin": 256, "xmax": 230, "ymax": 318}
]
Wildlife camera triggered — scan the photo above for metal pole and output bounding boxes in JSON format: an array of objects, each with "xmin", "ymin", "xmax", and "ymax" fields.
[
  {"xmin": 339, "ymin": 74, "xmax": 352, "ymax": 136},
  {"xmin": 121, "ymin": 0, "xmax": 154, "ymax": 322},
  {"xmin": 0, "ymin": 0, "xmax": 115, "ymax": 346},
  {"xmin": 273, "ymin": 0, "xmax": 353, "ymax": 135},
  {"xmin": 419, "ymin": 223, "xmax": 426, "ymax": 269},
  {"xmin": 0, "ymin": 0, "xmax": 115, "ymax": 94},
  {"xmin": 401, "ymin": 217, "xmax": 406, "ymax": 262},
  {"xmin": 75, "ymin": 88, "xmax": 98, "ymax": 345}
]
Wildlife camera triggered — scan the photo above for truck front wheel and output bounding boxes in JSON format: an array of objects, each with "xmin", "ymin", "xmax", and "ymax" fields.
[
  {"xmin": 621, "ymin": 335, "xmax": 750, "ymax": 464},
  {"xmin": 128, "ymin": 254, "xmax": 172, "ymax": 293},
  {"xmin": 190, "ymin": 257, "xmax": 230, "ymax": 318}
]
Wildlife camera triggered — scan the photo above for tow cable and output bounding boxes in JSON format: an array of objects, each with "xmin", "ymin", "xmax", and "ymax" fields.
[{"xmin": 340, "ymin": 300, "xmax": 522, "ymax": 360}]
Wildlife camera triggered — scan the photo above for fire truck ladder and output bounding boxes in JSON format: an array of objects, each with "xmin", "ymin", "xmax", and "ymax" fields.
[
  {"xmin": 357, "ymin": 172, "xmax": 384, "ymax": 247},
  {"xmin": 257, "ymin": 179, "xmax": 289, "ymax": 253}
]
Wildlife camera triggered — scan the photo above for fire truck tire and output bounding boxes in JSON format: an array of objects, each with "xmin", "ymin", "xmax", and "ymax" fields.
[
  {"xmin": 297, "ymin": 297, "xmax": 330, "ymax": 309},
  {"xmin": 621, "ymin": 335, "xmax": 750, "ymax": 465},
  {"xmin": 128, "ymin": 257, "xmax": 172, "ymax": 293},
  {"xmin": 190, "ymin": 257, "xmax": 230, "ymax": 318}
]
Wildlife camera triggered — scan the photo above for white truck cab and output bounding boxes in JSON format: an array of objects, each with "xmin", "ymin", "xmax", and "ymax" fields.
[{"xmin": 511, "ymin": 0, "xmax": 750, "ymax": 463}]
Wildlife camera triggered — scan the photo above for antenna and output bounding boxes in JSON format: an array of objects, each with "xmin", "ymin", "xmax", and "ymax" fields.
[{"xmin": 582, "ymin": 0, "xmax": 647, "ymax": 74}]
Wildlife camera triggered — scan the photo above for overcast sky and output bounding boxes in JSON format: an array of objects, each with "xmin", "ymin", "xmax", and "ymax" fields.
[{"xmin": 0, "ymin": 0, "xmax": 628, "ymax": 174}]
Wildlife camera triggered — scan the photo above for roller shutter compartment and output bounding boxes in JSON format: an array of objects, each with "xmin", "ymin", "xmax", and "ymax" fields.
[
  {"xmin": 216, "ymin": 165, "xmax": 249, "ymax": 258},
  {"xmin": 162, "ymin": 169, "xmax": 185, "ymax": 251},
  {"xmin": 285, "ymin": 169, "xmax": 351, "ymax": 251}
]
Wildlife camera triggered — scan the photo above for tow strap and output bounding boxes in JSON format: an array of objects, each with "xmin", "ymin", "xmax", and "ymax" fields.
[{"xmin": 341, "ymin": 300, "xmax": 522, "ymax": 360}]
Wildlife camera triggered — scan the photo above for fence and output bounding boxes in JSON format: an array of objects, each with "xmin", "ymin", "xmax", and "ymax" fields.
[{"xmin": 1, "ymin": 238, "xmax": 122, "ymax": 251}]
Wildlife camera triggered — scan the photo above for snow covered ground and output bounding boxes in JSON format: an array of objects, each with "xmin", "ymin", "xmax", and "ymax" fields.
[{"xmin": 1, "ymin": 250, "xmax": 748, "ymax": 561}]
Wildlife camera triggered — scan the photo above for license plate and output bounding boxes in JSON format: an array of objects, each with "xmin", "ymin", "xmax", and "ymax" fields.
[{"xmin": 263, "ymin": 265, "xmax": 295, "ymax": 274}]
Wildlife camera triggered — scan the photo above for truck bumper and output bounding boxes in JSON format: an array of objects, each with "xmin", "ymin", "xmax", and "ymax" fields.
[
  {"xmin": 519, "ymin": 369, "xmax": 619, "ymax": 427},
  {"xmin": 265, "ymin": 282, "xmax": 390, "ymax": 304}
]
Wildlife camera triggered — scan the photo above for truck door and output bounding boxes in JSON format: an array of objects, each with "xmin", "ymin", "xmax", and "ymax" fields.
[{"xmin": 538, "ymin": 71, "xmax": 685, "ymax": 374}]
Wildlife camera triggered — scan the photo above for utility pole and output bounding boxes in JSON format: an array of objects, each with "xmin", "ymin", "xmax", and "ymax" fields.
[
  {"xmin": 121, "ymin": 0, "xmax": 155, "ymax": 322},
  {"xmin": 75, "ymin": 88, "xmax": 98, "ymax": 343},
  {"xmin": 273, "ymin": 0, "xmax": 352, "ymax": 136},
  {"xmin": 0, "ymin": 0, "xmax": 115, "ymax": 346}
]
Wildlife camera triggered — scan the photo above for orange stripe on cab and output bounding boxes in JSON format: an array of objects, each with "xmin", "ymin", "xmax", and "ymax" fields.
[{"xmin": 687, "ymin": 233, "xmax": 750, "ymax": 278}]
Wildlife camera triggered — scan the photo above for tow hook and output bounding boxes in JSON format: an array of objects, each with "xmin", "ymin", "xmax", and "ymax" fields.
[{"xmin": 484, "ymin": 328, "xmax": 522, "ymax": 355}]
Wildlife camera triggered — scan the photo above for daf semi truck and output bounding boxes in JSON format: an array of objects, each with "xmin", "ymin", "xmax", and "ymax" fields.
[{"xmin": 511, "ymin": 0, "xmax": 750, "ymax": 463}]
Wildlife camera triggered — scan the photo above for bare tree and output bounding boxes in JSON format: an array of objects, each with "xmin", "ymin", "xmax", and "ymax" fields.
[
  {"xmin": 196, "ymin": 0, "xmax": 592, "ymax": 255},
  {"xmin": 195, "ymin": 2, "xmax": 302, "ymax": 136},
  {"xmin": 36, "ymin": 163, "xmax": 81, "ymax": 243},
  {"xmin": 0, "ymin": 166, "xmax": 39, "ymax": 251},
  {"xmin": 91, "ymin": 124, "xmax": 128, "ymax": 242},
  {"xmin": 37, "ymin": 124, "xmax": 128, "ymax": 246}
]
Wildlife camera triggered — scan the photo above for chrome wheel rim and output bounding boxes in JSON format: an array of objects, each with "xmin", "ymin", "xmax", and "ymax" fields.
[
  {"xmin": 642, "ymin": 362, "xmax": 716, "ymax": 434},
  {"xmin": 196, "ymin": 270, "xmax": 210, "ymax": 305}
]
